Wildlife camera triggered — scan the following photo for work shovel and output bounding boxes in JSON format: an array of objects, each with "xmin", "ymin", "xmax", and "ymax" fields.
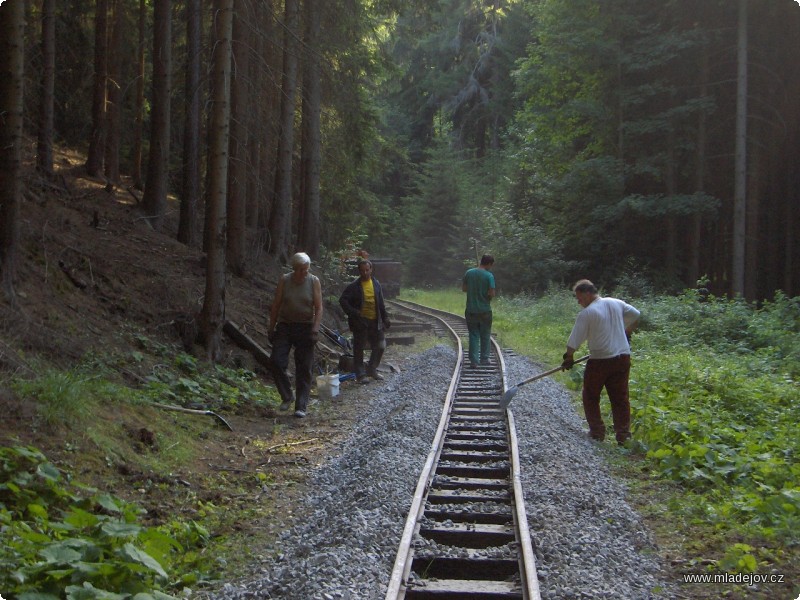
[{"xmin": 499, "ymin": 355, "xmax": 589, "ymax": 409}]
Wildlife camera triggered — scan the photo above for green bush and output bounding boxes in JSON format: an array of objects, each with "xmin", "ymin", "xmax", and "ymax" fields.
[
  {"xmin": 0, "ymin": 446, "xmax": 212, "ymax": 599},
  {"xmin": 642, "ymin": 290, "xmax": 800, "ymax": 376}
]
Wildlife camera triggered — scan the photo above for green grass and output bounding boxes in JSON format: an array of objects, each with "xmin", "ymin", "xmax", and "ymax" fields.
[
  {"xmin": 402, "ymin": 287, "xmax": 466, "ymax": 315},
  {"xmin": 402, "ymin": 286, "xmax": 580, "ymax": 372},
  {"xmin": 10, "ymin": 368, "xmax": 130, "ymax": 427},
  {"xmin": 401, "ymin": 286, "xmax": 800, "ymax": 591},
  {"xmin": 9, "ymin": 342, "xmax": 283, "ymax": 477}
]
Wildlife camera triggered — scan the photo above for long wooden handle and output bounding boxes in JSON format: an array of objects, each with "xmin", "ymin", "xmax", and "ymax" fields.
[
  {"xmin": 514, "ymin": 355, "xmax": 589, "ymax": 388},
  {"xmin": 152, "ymin": 402, "xmax": 213, "ymax": 416}
]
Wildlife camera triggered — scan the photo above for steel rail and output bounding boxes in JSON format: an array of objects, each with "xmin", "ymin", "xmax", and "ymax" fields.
[{"xmin": 385, "ymin": 300, "xmax": 540, "ymax": 600}]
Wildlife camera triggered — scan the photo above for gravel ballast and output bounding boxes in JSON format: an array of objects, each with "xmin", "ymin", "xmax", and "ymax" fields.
[{"xmin": 204, "ymin": 345, "xmax": 678, "ymax": 599}]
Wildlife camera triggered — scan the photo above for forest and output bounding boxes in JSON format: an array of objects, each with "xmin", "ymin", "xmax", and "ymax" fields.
[
  {"xmin": 1, "ymin": 0, "xmax": 800, "ymax": 350},
  {"xmin": 1, "ymin": 1, "xmax": 800, "ymax": 597}
]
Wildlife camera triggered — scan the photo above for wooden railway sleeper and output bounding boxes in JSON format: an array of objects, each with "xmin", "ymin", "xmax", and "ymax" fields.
[
  {"xmin": 419, "ymin": 523, "xmax": 515, "ymax": 548},
  {"xmin": 385, "ymin": 300, "xmax": 539, "ymax": 600}
]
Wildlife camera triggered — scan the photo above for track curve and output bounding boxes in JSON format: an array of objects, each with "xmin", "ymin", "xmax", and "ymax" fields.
[{"xmin": 385, "ymin": 299, "xmax": 541, "ymax": 600}]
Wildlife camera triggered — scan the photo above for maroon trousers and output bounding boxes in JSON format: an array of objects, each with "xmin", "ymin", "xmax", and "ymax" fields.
[{"xmin": 582, "ymin": 354, "xmax": 631, "ymax": 443}]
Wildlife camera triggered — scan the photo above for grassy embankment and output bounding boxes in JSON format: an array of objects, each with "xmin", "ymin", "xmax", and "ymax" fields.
[
  {"xmin": 402, "ymin": 287, "xmax": 799, "ymax": 597},
  {"xmin": 1, "ymin": 336, "xmax": 284, "ymax": 599}
]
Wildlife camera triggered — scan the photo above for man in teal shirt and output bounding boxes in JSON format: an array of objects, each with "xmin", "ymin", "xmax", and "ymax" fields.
[{"xmin": 462, "ymin": 255, "xmax": 496, "ymax": 368}]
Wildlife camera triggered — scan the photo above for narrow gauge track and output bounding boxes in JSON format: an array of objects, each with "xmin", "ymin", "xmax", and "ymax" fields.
[{"xmin": 385, "ymin": 300, "xmax": 541, "ymax": 600}]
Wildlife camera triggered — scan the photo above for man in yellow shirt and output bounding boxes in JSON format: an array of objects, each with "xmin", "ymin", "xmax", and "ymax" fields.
[{"xmin": 339, "ymin": 260, "xmax": 391, "ymax": 384}]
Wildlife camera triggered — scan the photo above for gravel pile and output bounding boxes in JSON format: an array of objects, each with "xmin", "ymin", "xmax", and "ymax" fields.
[{"xmin": 203, "ymin": 345, "xmax": 678, "ymax": 600}]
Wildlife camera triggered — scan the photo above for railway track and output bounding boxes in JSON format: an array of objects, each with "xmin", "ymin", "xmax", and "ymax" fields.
[{"xmin": 385, "ymin": 300, "xmax": 541, "ymax": 600}]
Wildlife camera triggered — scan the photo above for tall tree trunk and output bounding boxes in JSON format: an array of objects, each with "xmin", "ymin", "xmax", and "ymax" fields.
[
  {"xmin": 688, "ymin": 46, "xmax": 709, "ymax": 288},
  {"xmin": 200, "ymin": 0, "xmax": 234, "ymax": 361},
  {"xmin": 104, "ymin": 0, "xmax": 123, "ymax": 184},
  {"xmin": 132, "ymin": 0, "xmax": 146, "ymax": 189},
  {"xmin": 268, "ymin": 0, "xmax": 300, "ymax": 261},
  {"xmin": 0, "ymin": 0, "xmax": 25, "ymax": 305},
  {"xmin": 246, "ymin": 1, "xmax": 266, "ymax": 230},
  {"xmin": 141, "ymin": 0, "xmax": 172, "ymax": 230},
  {"xmin": 226, "ymin": 0, "xmax": 250, "ymax": 275},
  {"xmin": 36, "ymin": 0, "xmax": 55, "ymax": 177},
  {"xmin": 665, "ymin": 124, "xmax": 677, "ymax": 278},
  {"xmin": 785, "ymin": 165, "xmax": 796, "ymax": 295},
  {"xmin": 245, "ymin": 0, "xmax": 270, "ymax": 233},
  {"xmin": 298, "ymin": 0, "xmax": 321, "ymax": 258},
  {"xmin": 256, "ymin": 0, "xmax": 278, "ymax": 235},
  {"xmin": 732, "ymin": 0, "xmax": 748, "ymax": 296},
  {"xmin": 179, "ymin": 0, "xmax": 202, "ymax": 245},
  {"xmin": 85, "ymin": 0, "xmax": 109, "ymax": 177},
  {"xmin": 744, "ymin": 143, "xmax": 760, "ymax": 301}
]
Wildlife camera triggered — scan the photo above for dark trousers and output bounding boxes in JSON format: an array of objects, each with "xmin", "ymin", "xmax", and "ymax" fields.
[
  {"xmin": 270, "ymin": 322, "xmax": 315, "ymax": 412},
  {"xmin": 350, "ymin": 317, "xmax": 385, "ymax": 376},
  {"xmin": 582, "ymin": 354, "xmax": 631, "ymax": 443},
  {"xmin": 465, "ymin": 311, "xmax": 492, "ymax": 365}
]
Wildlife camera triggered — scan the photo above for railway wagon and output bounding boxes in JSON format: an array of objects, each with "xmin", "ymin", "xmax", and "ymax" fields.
[
  {"xmin": 370, "ymin": 258, "xmax": 402, "ymax": 298},
  {"xmin": 346, "ymin": 257, "xmax": 402, "ymax": 298}
]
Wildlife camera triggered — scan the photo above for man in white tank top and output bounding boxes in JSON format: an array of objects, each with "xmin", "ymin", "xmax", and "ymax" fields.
[
  {"xmin": 561, "ymin": 279, "xmax": 640, "ymax": 444},
  {"xmin": 268, "ymin": 252, "xmax": 323, "ymax": 418}
]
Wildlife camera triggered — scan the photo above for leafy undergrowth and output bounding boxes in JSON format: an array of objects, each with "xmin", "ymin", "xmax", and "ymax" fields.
[
  {"xmin": 403, "ymin": 287, "xmax": 800, "ymax": 599},
  {"xmin": 1, "ymin": 445, "xmax": 207, "ymax": 599},
  {"xmin": 0, "ymin": 329, "xmax": 301, "ymax": 599},
  {"xmin": 627, "ymin": 291, "xmax": 800, "ymax": 598}
]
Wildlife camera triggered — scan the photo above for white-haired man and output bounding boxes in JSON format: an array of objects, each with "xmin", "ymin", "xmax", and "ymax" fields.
[{"xmin": 269, "ymin": 252, "xmax": 323, "ymax": 418}]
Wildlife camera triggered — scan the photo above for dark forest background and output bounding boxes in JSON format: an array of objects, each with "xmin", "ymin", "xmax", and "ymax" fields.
[
  {"xmin": 1, "ymin": 5, "xmax": 800, "ymax": 595},
  {"xmin": 2, "ymin": 0, "xmax": 800, "ymax": 336}
]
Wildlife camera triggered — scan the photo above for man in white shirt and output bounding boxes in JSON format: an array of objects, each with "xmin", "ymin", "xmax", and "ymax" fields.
[{"xmin": 562, "ymin": 279, "xmax": 640, "ymax": 444}]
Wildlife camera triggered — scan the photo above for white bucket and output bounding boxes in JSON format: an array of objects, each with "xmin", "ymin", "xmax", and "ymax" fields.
[
  {"xmin": 316, "ymin": 374, "xmax": 340, "ymax": 399},
  {"xmin": 327, "ymin": 373, "xmax": 340, "ymax": 398}
]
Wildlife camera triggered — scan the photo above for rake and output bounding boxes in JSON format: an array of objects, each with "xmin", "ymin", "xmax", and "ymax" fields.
[{"xmin": 499, "ymin": 355, "xmax": 589, "ymax": 409}]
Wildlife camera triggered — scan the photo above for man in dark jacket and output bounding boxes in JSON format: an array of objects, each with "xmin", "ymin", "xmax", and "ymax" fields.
[{"xmin": 339, "ymin": 259, "xmax": 391, "ymax": 384}]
